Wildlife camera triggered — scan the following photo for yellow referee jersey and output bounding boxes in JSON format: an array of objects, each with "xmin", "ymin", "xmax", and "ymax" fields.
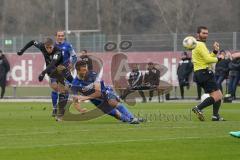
[{"xmin": 192, "ymin": 41, "xmax": 218, "ymax": 71}]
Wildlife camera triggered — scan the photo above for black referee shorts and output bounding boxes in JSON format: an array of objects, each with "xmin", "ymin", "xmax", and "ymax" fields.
[{"xmin": 193, "ymin": 69, "xmax": 219, "ymax": 93}]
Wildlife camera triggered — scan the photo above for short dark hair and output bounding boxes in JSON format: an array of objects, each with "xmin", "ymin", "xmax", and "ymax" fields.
[
  {"xmin": 182, "ymin": 51, "xmax": 188, "ymax": 56},
  {"xmin": 44, "ymin": 38, "xmax": 54, "ymax": 46},
  {"xmin": 220, "ymin": 50, "xmax": 226, "ymax": 54},
  {"xmin": 55, "ymin": 31, "xmax": 65, "ymax": 36},
  {"xmin": 197, "ymin": 26, "xmax": 208, "ymax": 34},
  {"xmin": 82, "ymin": 50, "xmax": 87, "ymax": 53},
  {"xmin": 148, "ymin": 62, "xmax": 153, "ymax": 65},
  {"xmin": 75, "ymin": 60, "xmax": 87, "ymax": 70}
]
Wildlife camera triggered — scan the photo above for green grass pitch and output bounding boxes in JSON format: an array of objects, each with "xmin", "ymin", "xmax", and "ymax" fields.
[{"xmin": 0, "ymin": 102, "xmax": 239, "ymax": 160}]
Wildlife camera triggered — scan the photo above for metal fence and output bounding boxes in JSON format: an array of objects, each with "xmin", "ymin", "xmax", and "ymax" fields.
[{"xmin": 1, "ymin": 32, "xmax": 239, "ymax": 53}]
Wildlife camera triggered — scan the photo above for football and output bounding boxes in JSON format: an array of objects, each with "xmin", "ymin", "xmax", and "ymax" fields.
[{"xmin": 183, "ymin": 36, "xmax": 197, "ymax": 50}]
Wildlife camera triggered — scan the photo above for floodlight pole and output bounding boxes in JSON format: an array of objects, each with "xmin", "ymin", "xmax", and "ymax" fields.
[{"xmin": 65, "ymin": 0, "xmax": 69, "ymax": 34}]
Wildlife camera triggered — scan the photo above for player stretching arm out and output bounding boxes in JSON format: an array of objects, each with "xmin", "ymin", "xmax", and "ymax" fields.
[{"xmin": 71, "ymin": 61, "xmax": 145, "ymax": 124}]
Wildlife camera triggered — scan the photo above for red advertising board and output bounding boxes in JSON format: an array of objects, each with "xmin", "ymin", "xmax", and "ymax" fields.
[{"xmin": 5, "ymin": 52, "xmax": 182, "ymax": 86}]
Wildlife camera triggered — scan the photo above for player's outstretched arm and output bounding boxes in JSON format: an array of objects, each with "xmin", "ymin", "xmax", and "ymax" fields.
[
  {"xmin": 72, "ymin": 97, "xmax": 88, "ymax": 113},
  {"xmin": 17, "ymin": 40, "xmax": 38, "ymax": 56},
  {"xmin": 38, "ymin": 52, "xmax": 62, "ymax": 82},
  {"xmin": 232, "ymin": 52, "xmax": 240, "ymax": 59}
]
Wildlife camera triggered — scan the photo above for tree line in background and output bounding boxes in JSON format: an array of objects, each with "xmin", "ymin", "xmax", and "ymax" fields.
[{"xmin": 0, "ymin": 0, "xmax": 240, "ymax": 36}]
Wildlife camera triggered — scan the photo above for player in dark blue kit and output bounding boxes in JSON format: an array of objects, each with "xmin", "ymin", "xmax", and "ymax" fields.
[
  {"xmin": 17, "ymin": 38, "xmax": 73, "ymax": 117},
  {"xmin": 71, "ymin": 61, "xmax": 144, "ymax": 124},
  {"xmin": 51, "ymin": 31, "xmax": 77, "ymax": 116}
]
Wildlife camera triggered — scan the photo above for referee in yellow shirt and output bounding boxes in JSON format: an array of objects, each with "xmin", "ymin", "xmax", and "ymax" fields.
[{"xmin": 192, "ymin": 26, "xmax": 225, "ymax": 121}]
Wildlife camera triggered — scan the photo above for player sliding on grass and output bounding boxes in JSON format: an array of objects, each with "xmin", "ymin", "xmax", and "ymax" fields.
[
  {"xmin": 191, "ymin": 26, "xmax": 225, "ymax": 121},
  {"xmin": 17, "ymin": 38, "xmax": 73, "ymax": 117},
  {"xmin": 70, "ymin": 60, "xmax": 144, "ymax": 124}
]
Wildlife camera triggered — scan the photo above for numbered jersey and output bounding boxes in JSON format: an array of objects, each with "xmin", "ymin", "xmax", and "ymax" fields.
[
  {"xmin": 55, "ymin": 41, "xmax": 77, "ymax": 66},
  {"xmin": 33, "ymin": 41, "xmax": 64, "ymax": 67}
]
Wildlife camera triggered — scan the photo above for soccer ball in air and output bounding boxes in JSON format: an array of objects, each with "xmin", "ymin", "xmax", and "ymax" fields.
[
  {"xmin": 183, "ymin": 36, "xmax": 197, "ymax": 50},
  {"xmin": 201, "ymin": 94, "xmax": 210, "ymax": 102}
]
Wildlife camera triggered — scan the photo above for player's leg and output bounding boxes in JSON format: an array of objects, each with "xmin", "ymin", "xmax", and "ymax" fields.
[
  {"xmin": 55, "ymin": 84, "xmax": 69, "ymax": 121},
  {"xmin": 49, "ymin": 79, "xmax": 59, "ymax": 117},
  {"xmin": 0, "ymin": 84, "xmax": 4, "ymax": 99},
  {"xmin": 193, "ymin": 89, "xmax": 221, "ymax": 121},
  {"xmin": 94, "ymin": 98, "xmax": 138, "ymax": 123},
  {"xmin": 227, "ymin": 75, "xmax": 234, "ymax": 98},
  {"xmin": 0, "ymin": 78, "xmax": 6, "ymax": 98},
  {"xmin": 120, "ymin": 87, "xmax": 133, "ymax": 100},
  {"xmin": 192, "ymin": 85, "xmax": 211, "ymax": 121},
  {"xmin": 100, "ymin": 85, "xmax": 143, "ymax": 123},
  {"xmin": 217, "ymin": 75, "xmax": 225, "ymax": 93},
  {"xmin": 108, "ymin": 99, "xmax": 134, "ymax": 119},
  {"xmin": 178, "ymin": 79, "xmax": 184, "ymax": 99},
  {"xmin": 149, "ymin": 90, "xmax": 154, "ymax": 101},
  {"xmin": 180, "ymin": 84, "xmax": 184, "ymax": 99},
  {"xmin": 108, "ymin": 108, "xmax": 134, "ymax": 123},
  {"xmin": 196, "ymin": 83, "xmax": 202, "ymax": 100},
  {"xmin": 138, "ymin": 90, "xmax": 146, "ymax": 103},
  {"xmin": 0, "ymin": 84, "xmax": 5, "ymax": 99},
  {"xmin": 210, "ymin": 89, "xmax": 225, "ymax": 121},
  {"xmin": 231, "ymin": 74, "xmax": 240, "ymax": 99},
  {"xmin": 192, "ymin": 70, "xmax": 222, "ymax": 121},
  {"xmin": 107, "ymin": 98, "xmax": 143, "ymax": 124}
]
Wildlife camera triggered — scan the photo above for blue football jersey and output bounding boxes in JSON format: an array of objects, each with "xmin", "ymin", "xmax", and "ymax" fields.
[
  {"xmin": 55, "ymin": 41, "xmax": 77, "ymax": 66},
  {"xmin": 71, "ymin": 71, "xmax": 103, "ymax": 106},
  {"xmin": 71, "ymin": 71, "xmax": 98, "ymax": 96},
  {"xmin": 71, "ymin": 70, "xmax": 120, "ymax": 106}
]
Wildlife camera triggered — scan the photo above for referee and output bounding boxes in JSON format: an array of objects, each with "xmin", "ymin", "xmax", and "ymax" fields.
[{"xmin": 192, "ymin": 26, "xmax": 225, "ymax": 121}]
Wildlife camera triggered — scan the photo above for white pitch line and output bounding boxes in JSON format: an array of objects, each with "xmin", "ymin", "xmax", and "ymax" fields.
[
  {"xmin": 0, "ymin": 135, "xmax": 229, "ymax": 150},
  {"xmin": 0, "ymin": 99, "xmax": 52, "ymax": 102},
  {"xmin": 0, "ymin": 125, "xmax": 234, "ymax": 138},
  {"xmin": 1, "ymin": 122, "xmax": 239, "ymax": 137},
  {"xmin": 0, "ymin": 126, "xmax": 205, "ymax": 137}
]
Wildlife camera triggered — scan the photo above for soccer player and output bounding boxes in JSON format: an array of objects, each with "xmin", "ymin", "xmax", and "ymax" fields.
[
  {"xmin": 191, "ymin": 26, "xmax": 225, "ymax": 121},
  {"xmin": 78, "ymin": 50, "xmax": 93, "ymax": 70},
  {"xmin": 17, "ymin": 38, "xmax": 72, "ymax": 117},
  {"xmin": 51, "ymin": 31, "xmax": 77, "ymax": 116},
  {"xmin": 71, "ymin": 61, "xmax": 144, "ymax": 124}
]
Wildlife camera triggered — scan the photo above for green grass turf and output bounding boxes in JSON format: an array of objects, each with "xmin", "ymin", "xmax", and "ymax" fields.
[{"xmin": 0, "ymin": 102, "xmax": 239, "ymax": 160}]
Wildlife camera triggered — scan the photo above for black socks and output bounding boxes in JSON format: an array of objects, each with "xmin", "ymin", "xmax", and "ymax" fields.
[
  {"xmin": 197, "ymin": 96, "xmax": 215, "ymax": 110},
  {"xmin": 213, "ymin": 100, "xmax": 221, "ymax": 116}
]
